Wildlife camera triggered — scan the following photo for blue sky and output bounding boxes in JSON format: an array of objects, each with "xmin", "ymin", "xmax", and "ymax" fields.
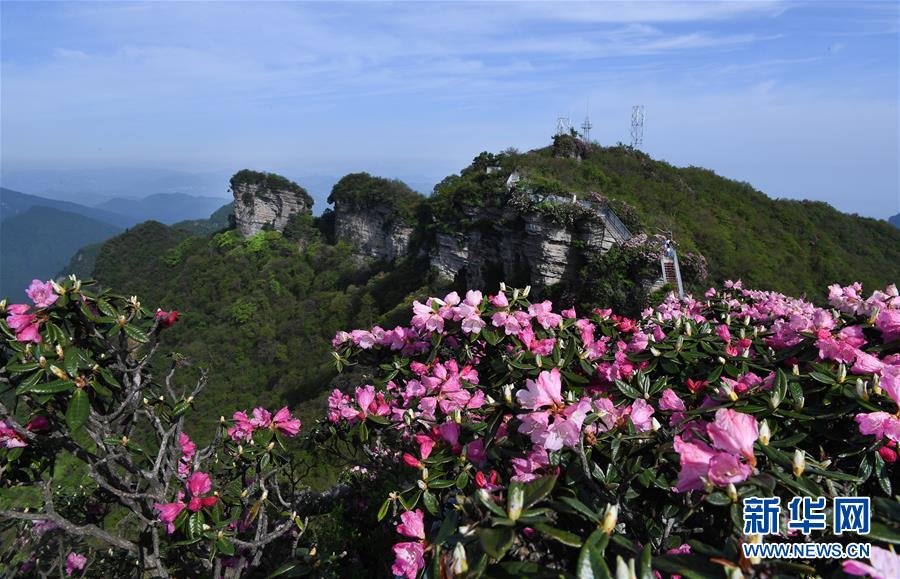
[{"xmin": 1, "ymin": 1, "xmax": 898, "ymax": 218}]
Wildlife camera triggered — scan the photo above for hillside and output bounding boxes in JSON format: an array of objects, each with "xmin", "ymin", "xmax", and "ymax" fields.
[
  {"xmin": 890, "ymin": 212, "xmax": 900, "ymax": 228},
  {"xmin": 172, "ymin": 202, "xmax": 234, "ymax": 235},
  {"xmin": 80, "ymin": 215, "xmax": 433, "ymax": 433},
  {"xmin": 0, "ymin": 205, "xmax": 122, "ymax": 298},
  {"xmin": 428, "ymin": 142, "xmax": 900, "ymax": 299}
]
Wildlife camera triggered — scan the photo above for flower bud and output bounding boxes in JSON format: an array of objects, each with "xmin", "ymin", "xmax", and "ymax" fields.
[
  {"xmin": 601, "ymin": 504, "xmax": 618, "ymax": 534},
  {"xmin": 855, "ymin": 379, "xmax": 869, "ymax": 401},
  {"xmin": 684, "ymin": 323, "xmax": 692, "ymax": 337},
  {"xmin": 651, "ymin": 417, "xmax": 661, "ymax": 432},
  {"xmin": 746, "ymin": 534, "xmax": 763, "ymax": 565},
  {"xmin": 507, "ymin": 483, "xmax": 524, "ymax": 521},
  {"xmin": 0, "ymin": 299, "xmax": 6, "ymax": 313},
  {"xmin": 650, "ymin": 347, "xmax": 661, "ymax": 357},
  {"xmin": 51, "ymin": 280, "xmax": 65, "ymax": 295},
  {"xmin": 837, "ymin": 363, "xmax": 847, "ymax": 384},
  {"xmin": 142, "ymin": 397, "xmax": 149, "ymax": 405},
  {"xmin": 451, "ymin": 542, "xmax": 468, "ymax": 575},
  {"xmin": 220, "ymin": 416, "xmax": 226, "ymax": 424},
  {"xmin": 453, "ymin": 409, "xmax": 462, "ymax": 424},
  {"xmin": 792, "ymin": 450, "xmax": 806, "ymax": 477},
  {"xmin": 717, "ymin": 356, "xmax": 726, "ymax": 365},
  {"xmin": 202, "ymin": 523, "xmax": 210, "ymax": 531},
  {"xmin": 792, "ymin": 363, "xmax": 799, "ymax": 376},
  {"xmin": 55, "ymin": 344, "xmax": 64, "ymax": 358},
  {"xmin": 120, "ymin": 436, "xmax": 129, "ymax": 446},
  {"xmin": 260, "ymin": 489, "xmax": 268, "ymax": 501},
  {"xmin": 50, "ymin": 365, "xmax": 69, "ymax": 381},
  {"xmin": 614, "ymin": 555, "xmax": 636, "ymax": 579},
  {"xmin": 675, "ymin": 336, "xmax": 684, "ymax": 352},
  {"xmin": 39, "ymin": 356, "xmax": 47, "ymax": 368},
  {"xmin": 758, "ymin": 420, "xmax": 770, "ymax": 446},
  {"xmin": 503, "ymin": 384, "xmax": 514, "ymax": 405},
  {"xmin": 726, "ymin": 483, "xmax": 738, "ymax": 502},
  {"xmin": 266, "ymin": 441, "xmax": 275, "ymax": 452}
]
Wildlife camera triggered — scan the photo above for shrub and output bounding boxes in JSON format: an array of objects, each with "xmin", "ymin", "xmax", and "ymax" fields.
[{"xmin": 324, "ymin": 281, "xmax": 900, "ymax": 577}]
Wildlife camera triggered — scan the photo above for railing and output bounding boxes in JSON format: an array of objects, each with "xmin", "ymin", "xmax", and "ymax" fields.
[{"xmin": 528, "ymin": 192, "xmax": 632, "ymax": 240}]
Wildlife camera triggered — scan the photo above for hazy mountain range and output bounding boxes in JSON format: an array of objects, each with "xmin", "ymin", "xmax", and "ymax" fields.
[{"xmin": 0, "ymin": 187, "xmax": 230, "ymax": 298}]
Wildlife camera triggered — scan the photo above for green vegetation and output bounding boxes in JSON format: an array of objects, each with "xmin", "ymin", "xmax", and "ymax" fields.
[
  {"xmin": 172, "ymin": 202, "xmax": 234, "ymax": 235},
  {"xmin": 429, "ymin": 142, "xmax": 900, "ymax": 298},
  {"xmin": 88, "ymin": 216, "xmax": 437, "ymax": 436},
  {"xmin": 230, "ymin": 169, "xmax": 313, "ymax": 207},
  {"xmin": 327, "ymin": 172, "xmax": 424, "ymax": 224}
]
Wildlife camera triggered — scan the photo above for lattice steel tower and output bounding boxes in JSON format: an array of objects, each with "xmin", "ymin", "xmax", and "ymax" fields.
[
  {"xmin": 581, "ymin": 116, "xmax": 593, "ymax": 143},
  {"xmin": 630, "ymin": 105, "xmax": 644, "ymax": 147},
  {"xmin": 556, "ymin": 116, "xmax": 572, "ymax": 136}
]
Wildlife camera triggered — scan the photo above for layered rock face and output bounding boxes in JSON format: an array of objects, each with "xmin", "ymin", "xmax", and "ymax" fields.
[
  {"xmin": 430, "ymin": 204, "xmax": 628, "ymax": 290},
  {"xmin": 333, "ymin": 203, "xmax": 414, "ymax": 262},
  {"xmin": 231, "ymin": 170, "xmax": 312, "ymax": 237}
]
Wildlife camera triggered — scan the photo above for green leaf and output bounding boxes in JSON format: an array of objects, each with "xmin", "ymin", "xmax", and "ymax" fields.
[
  {"xmin": 479, "ymin": 527, "xmax": 515, "ymax": 559},
  {"xmin": 433, "ymin": 510, "xmax": 458, "ymax": 545},
  {"xmin": 66, "ymin": 388, "xmax": 89, "ymax": 430},
  {"xmin": 523, "ymin": 474, "xmax": 557, "ymax": 508},
  {"xmin": 422, "ymin": 490, "xmax": 439, "ymax": 515},
  {"xmin": 558, "ymin": 496, "xmax": 601, "ymax": 523},
  {"xmin": 875, "ymin": 454, "xmax": 893, "ymax": 495},
  {"xmin": 64, "ymin": 347, "xmax": 80, "ymax": 377},
  {"xmin": 268, "ymin": 563, "xmax": 298, "ymax": 578},
  {"xmin": 533, "ymin": 523, "xmax": 582, "ymax": 547},
  {"xmin": 216, "ymin": 538, "xmax": 235, "ymax": 556},
  {"xmin": 123, "ymin": 324, "xmax": 150, "ymax": 343},
  {"xmin": 576, "ymin": 530, "xmax": 611, "ymax": 579},
  {"xmin": 637, "ymin": 544, "xmax": 654, "ymax": 579},
  {"xmin": 455, "ymin": 470, "xmax": 469, "ymax": 489},
  {"xmin": 478, "ymin": 490, "xmax": 507, "ymax": 518},
  {"xmin": 172, "ymin": 400, "xmax": 190, "ymax": 418},
  {"xmin": 377, "ymin": 498, "xmax": 391, "ymax": 522},
  {"xmin": 188, "ymin": 511, "xmax": 204, "ymax": 540},
  {"xmin": 17, "ymin": 379, "xmax": 73, "ymax": 396}
]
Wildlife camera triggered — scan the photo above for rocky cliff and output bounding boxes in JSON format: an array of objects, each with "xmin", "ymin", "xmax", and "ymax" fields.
[
  {"xmin": 327, "ymin": 172, "xmax": 423, "ymax": 262},
  {"xmin": 430, "ymin": 198, "xmax": 630, "ymax": 290},
  {"xmin": 333, "ymin": 202, "xmax": 415, "ymax": 261},
  {"xmin": 231, "ymin": 170, "xmax": 313, "ymax": 237}
]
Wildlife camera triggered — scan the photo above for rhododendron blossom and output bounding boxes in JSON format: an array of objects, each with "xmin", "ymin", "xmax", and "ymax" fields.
[{"xmin": 26, "ymin": 279, "xmax": 59, "ymax": 309}]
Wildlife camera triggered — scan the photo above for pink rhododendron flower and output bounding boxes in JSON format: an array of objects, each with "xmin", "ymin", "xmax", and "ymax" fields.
[
  {"xmin": 228, "ymin": 411, "xmax": 255, "ymax": 441},
  {"xmin": 271, "ymin": 407, "xmax": 302, "ymax": 436},
  {"xmin": 412, "ymin": 299, "xmax": 444, "ymax": 333},
  {"xmin": 516, "ymin": 369, "xmax": 563, "ymax": 410},
  {"xmin": 881, "ymin": 365, "xmax": 900, "ymax": 407},
  {"xmin": 707, "ymin": 452, "xmax": 752, "ymax": 486},
  {"xmin": 852, "ymin": 351, "xmax": 884, "ymax": 375},
  {"xmin": 629, "ymin": 399, "xmax": 655, "ymax": 432},
  {"xmin": 855, "ymin": 412, "xmax": 900, "ymax": 442},
  {"xmin": 26, "ymin": 279, "xmax": 58, "ymax": 309},
  {"xmin": 843, "ymin": 546, "xmax": 900, "ymax": 579},
  {"xmin": 392, "ymin": 542, "xmax": 425, "ymax": 579},
  {"xmin": 876, "ymin": 309, "xmax": 900, "ymax": 343},
  {"xmin": 707, "ymin": 409, "xmax": 759, "ymax": 463},
  {"xmin": 466, "ymin": 438, "xmax": 487, "ymax": 468},
  {"xmin": 0, "ymin": 420, "xmax": 27, "ymax": 449},
  {"xmin": 25, "ymin": 415, "xmax": 49, "ymax": 431},
  {"xmin": 396, "ymin": 509, "xmax": 425, "ymax": 539},
  {"xmin": 65, "ymin": 552, "xmax": 86, "ymax": 576},
  {"xmin": 659, "ymin": 389, "xmax": 686, "ymax": 412},
  {"xmin": 250, "ymin": 407, "xmax": 272, "ymax": 429},
  {"xmin": 154, "ymin": 498, "xmax": 185, "ymax": 534},
  {"xmin": 528, "ymin": 300, "xmax": 562, "ymax": 329},
  {"xmin": 155, "ymin": 309, "xmax": 179, "ymax": 327},
  {"xmin": 185, "ymin": 472, "xmax": 217, "ymax": 512},
  {"xmin": 6, "ymin": 304, "xmax": 41, "ymax": 343},
  {"xmin": 673, "ymin": 436, "xmax": 718, "ymax": 492}
]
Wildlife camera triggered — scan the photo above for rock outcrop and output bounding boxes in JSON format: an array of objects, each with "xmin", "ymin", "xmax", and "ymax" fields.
[
  {"xmin": 230, "ymin": 170, "xmax": 312, "ymax": 237},
  {"xmin": 333, "ymin": 202, "xmax": 414, "ymax": 262},
  {"xmin": 430, "ymin": 199, "xmax": 629, "ymax": 290}
]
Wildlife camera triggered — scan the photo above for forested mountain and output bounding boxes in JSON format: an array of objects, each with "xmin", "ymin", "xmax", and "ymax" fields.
[
  {"xmin": 53, "ymin": 138, "xmax": 898, "ymax": 435},
  {"xmin": 0, "ymin": 205, "xmax": 122, "ymax": 298}
]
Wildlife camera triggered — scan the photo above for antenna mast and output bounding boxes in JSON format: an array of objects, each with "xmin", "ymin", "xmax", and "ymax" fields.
[
  {"xmin": 630, "ymin": 105, "xmax": 644, "ymax": 148},
  {"xmin": 581, "ymin": 102, "xmax": 593, "ymax": 142}
]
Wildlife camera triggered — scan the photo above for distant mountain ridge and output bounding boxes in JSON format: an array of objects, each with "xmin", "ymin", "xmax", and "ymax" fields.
[
  {"xmin": 0, "ymin": 187, "xmax": 130, "ymax": 226},
  {"xmin": 890, "ymin": 213, "xmax": 900, "ymax": 229},
  {"xmin": 0, "ymin": 205, "xmax": 122, "ymax": 298},
  {"xmin": 95, "ymin": 193, "xmax": 229, "ymax": 225}
]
